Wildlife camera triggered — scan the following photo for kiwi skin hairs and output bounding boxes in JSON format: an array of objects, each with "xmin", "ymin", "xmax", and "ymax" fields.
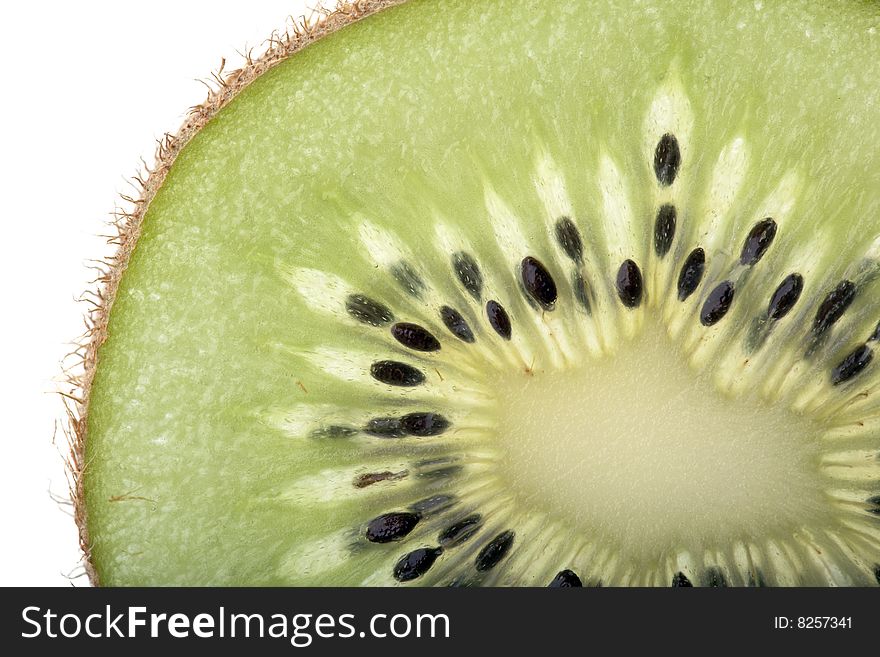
[{"xmin": 61, "ymin": 0, "xmax": 406, "ymax": 587}]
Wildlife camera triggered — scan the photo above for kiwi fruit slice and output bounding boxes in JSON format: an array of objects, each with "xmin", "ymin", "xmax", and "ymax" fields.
[{"xmin": 71, "ymin": 0, "xmax": 880, "ymax": 586}]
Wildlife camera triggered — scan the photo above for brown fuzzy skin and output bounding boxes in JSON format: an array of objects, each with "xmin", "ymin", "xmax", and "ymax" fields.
[{"xmin": 63, "ymin": 0, "xmax": 407, "ymax": 586}]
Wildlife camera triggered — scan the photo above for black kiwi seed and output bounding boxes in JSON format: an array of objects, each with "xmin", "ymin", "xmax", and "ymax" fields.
[
  {"xmin": 438, "ymin": 514, "xmax": 483, "ymax": 548},
  {"xmin": 813, "ymin": 280, "xmax": 857, "ymax": 335},
  {"xmin": 865, "ymin": 495, "xmax": 880, "ymax": 515},
  {"xmin": 400, "ymin": 412, "xmax": 450, "ymax": 436},
  {"xmin": 345, "ymin": 294, "xmax": 394, "ymax": 327},
  {"xmin": 653, "ymin": 204, "xmax": 677, "ymax": 257},
  {"xmin": 364, "ymin": 417, "xmax": 406, "ymax": 438},
  {"xmin": 671, "ymin": 572, "xmax": 693, "ymax": 587},
  {"xmin": 474, "ymin": 530, "xmax": 515, "ymax": 571},
  {"xmin": 870, "ymin": 321, "xmax": 880, "ymax": 342},
  {"xmin": 616, "ymin": 259, "xmax": 644, "ymax": 308},
  {"xmin": 453, "ymin": 251, "xmax": 483, "ymax": 301},
  {"xmin": 700, "ymin": 567, "xmax": 728, "ymax": 587},
  {"xmin": 393, "ymin": 547, "xmax": 443, "ymax": 582},
  {"xmin": 654, "ymin": 133, "xmax": 681, "ymax": 187},
  {"xmin": 391, "ymin": 261, "xmax": 426, "ymax": 299},
  {"xmin": 555, "ymin": 216, "xmax": 584, "ymax": 263},
  {"xmin": 548, "ymin": 569, "xmax": 583, "ymax": 587},
  {"xmin": 486, "ymin": 300, "xmax": 512, "ymax": 339},
  {"xmin": 310, "ymin": 425, "xmax": 359, "ymax": 439},
  {"xmin": 677, "ymin": 247, "xmax": 706, "ymax": 301},
  {"xmin": 409, "ymin": 495, "xmax": 456, "ymax": 516},
  {"xmin": 874, "ymin": 565, "xmax": 880, "ymax": 585},
  {"xmin": 831, "ymin": 344, "xmax": 874, "ymax": 385},
  {"xmin": 739, "ymin": 218, "xmax": 777, "ymax": 266},
  {"xmin": 391, "ymin": 322, "xmax": 441, "ymax": 352},
  {"xmin": 520, "ymin": 256, "xmax": 558, "ymax": 310},
  {"xmin": 417, "ymin": 465, "xmax": 463, "ymax": 480},
  {"xmin": 415, "ymin": 456, "xmax": 457, "ymax": 469},
  {"xmin": 439, "ymin": 305, "xmax": 475, "ymax": 343},
  {"xmin": 518, "ymin": 277, "xmax": 542, "ymax": 312},
  {"xmin": 767, "ymin": 273, "xmax": 804, "ymax": 320},
  {"xmin": 354, "ymin": 471, "xmax": 407, "ymax": 488},
  {"xmin": 365, "ymin": 512, "xmax": 421, "ymax": 543},
  {"xmin": 573, "ymin": 272, "xmax": 592, "ymax": 314},
  {"xmin": 700, "ymin": 281, "xmax": 735, "ymax": 326},
  {"xmin": 370, "ymin": 360, "xmax": 425, "ymax": 387}
]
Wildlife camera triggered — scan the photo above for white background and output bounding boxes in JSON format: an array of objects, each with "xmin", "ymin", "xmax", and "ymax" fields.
[{"xmin": 0, "ymin": 0, "xmax": 329, "ymax": 586}]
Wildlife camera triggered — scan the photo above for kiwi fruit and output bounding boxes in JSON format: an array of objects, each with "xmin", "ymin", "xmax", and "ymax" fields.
[{"xmin": 69, "ymin": 0, "xmax": 880, "ymax": 586}]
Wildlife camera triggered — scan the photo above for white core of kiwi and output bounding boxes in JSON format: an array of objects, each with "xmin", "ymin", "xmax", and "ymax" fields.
[{"xmin": 497, "ymin": 319, "xmax": 828, "ymax": 562}]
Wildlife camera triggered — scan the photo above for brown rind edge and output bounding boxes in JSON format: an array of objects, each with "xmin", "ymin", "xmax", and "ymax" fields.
[{"xmin": 62, "ymin": 0, "xmax": 408, "ymax": 586}]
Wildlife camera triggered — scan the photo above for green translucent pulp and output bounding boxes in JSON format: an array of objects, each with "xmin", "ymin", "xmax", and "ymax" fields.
[{"xmin": 85, "ymin": 0, "xmax": 880, "ymax": 584}]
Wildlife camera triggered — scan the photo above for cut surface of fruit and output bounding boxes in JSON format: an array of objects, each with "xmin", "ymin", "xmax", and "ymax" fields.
[{"xmin": 79, "ymin": 0, "xmax": 880, "ymax": 586}]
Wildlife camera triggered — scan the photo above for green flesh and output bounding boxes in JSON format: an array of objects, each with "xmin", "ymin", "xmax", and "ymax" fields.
[{"xmin": 84, "ymin": 0, "xmax": 880, "ymax": 586}]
